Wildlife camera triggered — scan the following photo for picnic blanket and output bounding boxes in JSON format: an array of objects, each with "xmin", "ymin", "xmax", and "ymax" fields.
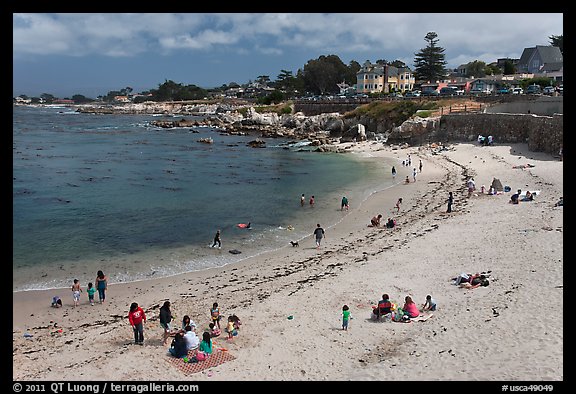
[{"xmin": 166, "ymin": 348, "xmax": 236, "ymax": 375}]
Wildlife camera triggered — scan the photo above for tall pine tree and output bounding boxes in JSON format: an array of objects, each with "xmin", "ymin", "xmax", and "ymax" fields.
[{"xmin": 413, "ymin": 32, "xmax": 448, "ymax": 82}]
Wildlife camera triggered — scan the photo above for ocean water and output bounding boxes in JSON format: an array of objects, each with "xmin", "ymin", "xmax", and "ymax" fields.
[{"xmin": 13, "ymin": 105, "xmax": 396, "ymax": 292}]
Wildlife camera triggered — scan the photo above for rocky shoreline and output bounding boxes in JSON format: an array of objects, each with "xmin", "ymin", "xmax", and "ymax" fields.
[{"xmin": 73, "ymin": 101, "xmax": 438, "ymax": 151}]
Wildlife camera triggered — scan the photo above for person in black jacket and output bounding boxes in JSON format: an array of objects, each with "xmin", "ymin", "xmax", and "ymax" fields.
[
  {"xmin": 159, "ymin": 301, "xmax": 173, "ymax": 346},
  {"xmin": 168, "ymin": 332, "xmax": 188, "ymax": 358}
]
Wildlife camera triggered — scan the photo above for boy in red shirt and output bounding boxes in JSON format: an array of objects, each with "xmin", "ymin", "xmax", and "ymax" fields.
[{"xmin": 128, "ymin": 302, "xmax": 147, "ymax": 345}]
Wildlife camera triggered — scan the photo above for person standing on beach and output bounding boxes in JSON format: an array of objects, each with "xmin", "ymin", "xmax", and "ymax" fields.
[
  {"xmin": 160, "ymin": 301, "xmax": 173, "ymax": 345},
  {"xmin": 210, "ymin": 302, "xmax": 221, "ymax": 329},
  {"xmin": 395, "ymin": 198, "xmax": 403, "ymax": 213},
  {"xmin": 71, "ymin": 279, "xmax": 82, "ymax": 307},
  {"xmin": 447, "ymin": 192, "xmax": 454, "ymax": 213},
  {"xmin": 314, "ymin": 223, "xmax": 325, "ymax": 248},
  {"xmin": 300, "ymin": 193, "xmax": 305, "ymax": 207},
  {"xmin": 419, "ymin": 160, "xmax": 423, "ymax": 173},
  {"xmin": 342, "ymin": 305, "xmax": 351, "ymax": 331},
  {"xmin": 412, "ymin": 168, "xmax": 417, "ymax": 182},
  {"xmin": 95, "ymin": 270, "xmax": 108, "ymax": 304},
  {"xmin": 211, "ymin": 230, "xmax": 222, "ymax": 249},
  {"xmin": 128, "ymin": 302, "xmax": 146, "ymax": 345},
  {"xmin": 310, "ymin": 195, "xmax": 315, "ymax": 207},
  {"xmin": 391, "ymin": 166, "xmax": 396, "ymax": 178},
  {"xmin": 87, "ymin": 282, "xmax": 96, "ymax": 306},
  {"xmin": 467, "ymin": 178, "xmax": 476, "ymax": 198},
  {"xmin": 341, "ymin": 196, "xmax": 349, "ymax": 211}
]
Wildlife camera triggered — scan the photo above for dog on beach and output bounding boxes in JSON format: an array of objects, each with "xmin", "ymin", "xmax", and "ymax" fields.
[{"xmin": 290, "ymin": 241, "xmax": 299, "ymax": 247}]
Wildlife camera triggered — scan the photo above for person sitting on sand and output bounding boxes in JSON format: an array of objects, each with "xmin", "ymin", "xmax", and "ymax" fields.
[
  {"xmin": 402, "ymin": 296, "xmax": 419, "ymax": 319},
  {"xmin": 168, "ymin": 332, "xmax": 188, "ymax": 358},
  {"xmin": 208, "ymin": 322, "xmax": 221, "ymax": 337},
  {"xmin": 510, "ymin": 189, "xmax": 521, "ymax": 204},
  {"xmin": 370, "ymin": 214, "xmax": 382, "ymax": 227},
  {"xmin": 386, "ymin": 218, "xmax": 396, "ymax": 228},
  {"xmin": 372, "ymin": 294, "xmax": 393, "ymax": 320},
  {"xmin": 422, "ymin": 295, "xmax": 437, "ymax": 311}
]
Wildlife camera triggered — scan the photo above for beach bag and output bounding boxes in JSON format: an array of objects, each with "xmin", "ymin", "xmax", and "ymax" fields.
[{"xmin": 196, "ymin": 351, "xmax": 207, "ymax": 361}]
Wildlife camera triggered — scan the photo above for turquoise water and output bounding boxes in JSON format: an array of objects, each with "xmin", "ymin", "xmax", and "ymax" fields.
[{"xmin": 13, "ymin": 105, "xmax": 395, "ymax": 291}]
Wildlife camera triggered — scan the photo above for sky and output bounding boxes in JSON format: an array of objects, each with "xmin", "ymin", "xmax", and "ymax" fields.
[{"xmin": 13, "ymin": 13, "xmax": 563, "ymax": 98}]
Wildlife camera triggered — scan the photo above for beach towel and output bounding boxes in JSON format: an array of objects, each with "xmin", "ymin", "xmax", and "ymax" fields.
[
  {"xmin": 166, "ymin": 348, "xmax": 236, "ymax": 375},
  {"xmin": 411, "ymin": 313, "xmax": 434, "ymax": 322}
]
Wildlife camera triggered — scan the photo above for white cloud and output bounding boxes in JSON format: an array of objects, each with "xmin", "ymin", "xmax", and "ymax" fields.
[{"xmin": 14, "ymin": 12, "xmax": 563, "ymax": 68}]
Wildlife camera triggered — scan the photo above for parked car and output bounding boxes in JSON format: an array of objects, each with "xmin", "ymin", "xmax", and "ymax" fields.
[
  {"xmin": 511, "ymin": 87, "xmax": 524, "ymax": 95},
  {"xmin": 470, "ymin": 88, "xmax": 492, "ymax": 95},
  {"xmin": 543, "ymin": 86, "xmax": 555, "ymax": 95},
  {"xmin": 497, "ymin": 87, "xmax": 510, "ymax": 94},
  {"xmin": 525, "ymin": 84, "xmax": 542, "ymax": 94},
  {"xmin": 439, "ymin": 86, "xmax": 459, "ymax": 96},
  {"xmin": 421, "ymin": 90, "xmax": 439, "ymax": 96},
  {"xmin": 405, "ymin": 90, "xmax": 421, "ymax": 97}
]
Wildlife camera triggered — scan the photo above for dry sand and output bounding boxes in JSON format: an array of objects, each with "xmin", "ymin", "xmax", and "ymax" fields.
[{"xmin": 12, "ymin": 141, "xmax": 563, "ymax": 381}]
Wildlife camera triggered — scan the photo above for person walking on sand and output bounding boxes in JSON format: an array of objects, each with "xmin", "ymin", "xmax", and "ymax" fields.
[
  {"xmin": 87, "ymin": 282, "xmax": 96, "ymax": 306},
  {"xmin": 95, "ymin": 270, "xmax": 108, "ymax": 304},
  {"xmin": 210, "ymin": 302, "xmax": 222, "ymax": 329},
  {"xmin": 71, "ymin": 279, "xmax": 82, "ymax": 307},
  {"xmin": 211, "ymin": 230, "xmax": 222, "ymax": 249},
  {"xmin": 159, "ymin": 301, "xmax": 173, "ymax": 345},
  {"xmin": 314, "ymin": 223, "xmax": 325, "ymax": 248},
  {"xmin": 447, "ymin": 192, "xmax": 454, "ymax": 213},
  {"xmin": 342, "ymin": 305, "xmax": 351, "ymax": 331},
  {"xmin": 412, "ymin": 167, "xmax": 417, "ymax": 182},
  {"xmin": 395, "ymin": 198, "xmax": 403, "ymax": 213},
  {"xmin": 128, "ymin": 302, "xmax": 146, "ymax": 345},
  {"xmin": 419, "ymin": 159, "xmax": 423, "ymax": 173},
  {"xmin": 391, "ymin": 166, "xmax": 396, "ymax": 178}
]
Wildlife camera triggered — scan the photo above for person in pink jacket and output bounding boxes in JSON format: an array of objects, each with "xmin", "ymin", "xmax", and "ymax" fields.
[{"xmin": 402, "ymin": 296, "xmax": 419, "ymax": 319}]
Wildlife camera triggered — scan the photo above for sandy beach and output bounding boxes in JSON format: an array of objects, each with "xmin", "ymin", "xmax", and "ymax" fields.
[{"xmin": 12, "ymin": 141, "xmax": 563, "ymax": 381}]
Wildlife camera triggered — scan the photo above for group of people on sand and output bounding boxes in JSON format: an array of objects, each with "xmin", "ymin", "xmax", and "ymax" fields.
[
  {"xmin": 369, "ymin": 214, "xmax": 396, "ymax": 229},
  {"xmin": 51, "ymin": 270, "xmax": 108, "ymax": 308},
  {"xmin": 451, "ymin": 272, "xmax": 490, "ymax": 288},
  {"xmin": 370, "ymin": 293, "xmax": 437, "ymax": 323},
  {"xmin": 160, "ymin": 301, "xmax": 242, "ymax": 360}
]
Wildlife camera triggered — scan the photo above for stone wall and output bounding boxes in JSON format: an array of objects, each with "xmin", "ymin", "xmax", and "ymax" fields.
[{"xmin": 437, "ymin": 113, "xmax": 563, "ymax": 154}]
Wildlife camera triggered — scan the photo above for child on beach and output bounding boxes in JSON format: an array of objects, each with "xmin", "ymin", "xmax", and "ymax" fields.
[
  {"xmin": 225, "ymin": 316, "xmax": 237, "ymax": 340},
  {"xmin": 51, "ymin": 296, "xmax": 62, "ymax": 308},
  {"xmin": 71, "ymin": 279, "xmax": 82, "ymax": 307},
  {"xmin": 422, "ymin": 295, "xmax": 437, "ymax": 311},
  {"xmin": 86, "ymin": 282, "xmax": 96, "ymax": 306},
  {"xmin": 210, "ymin": 302, "xmax": 221, "ymax": 329},
  {"xmin": 342, "ymin": 305, "xmax": 351, "ymax": 331},
  {"xmin": 395, "ymin": 198, "xmax": 403, "ymax": 212},
  {"xmin": 370, "ymin": 214, "xmax": 382, "ymax": 227},
  {"xmin": 182, "ymin": 315, "xmax": 191, "ymax": 330},
  {"xmin": 198, "ymin": 331, "xmax": 213, "ymax": 358},
  {"xmin": 402, "ymin": 296, "xmax": 419, "ymax": 319},
  {"xmin": 208, "ymin": 322, "xmax": 221, "ymax": 337},
  {"xmin": 405, "ymin": 176, "xmax": 410, "ymax": 184}
]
